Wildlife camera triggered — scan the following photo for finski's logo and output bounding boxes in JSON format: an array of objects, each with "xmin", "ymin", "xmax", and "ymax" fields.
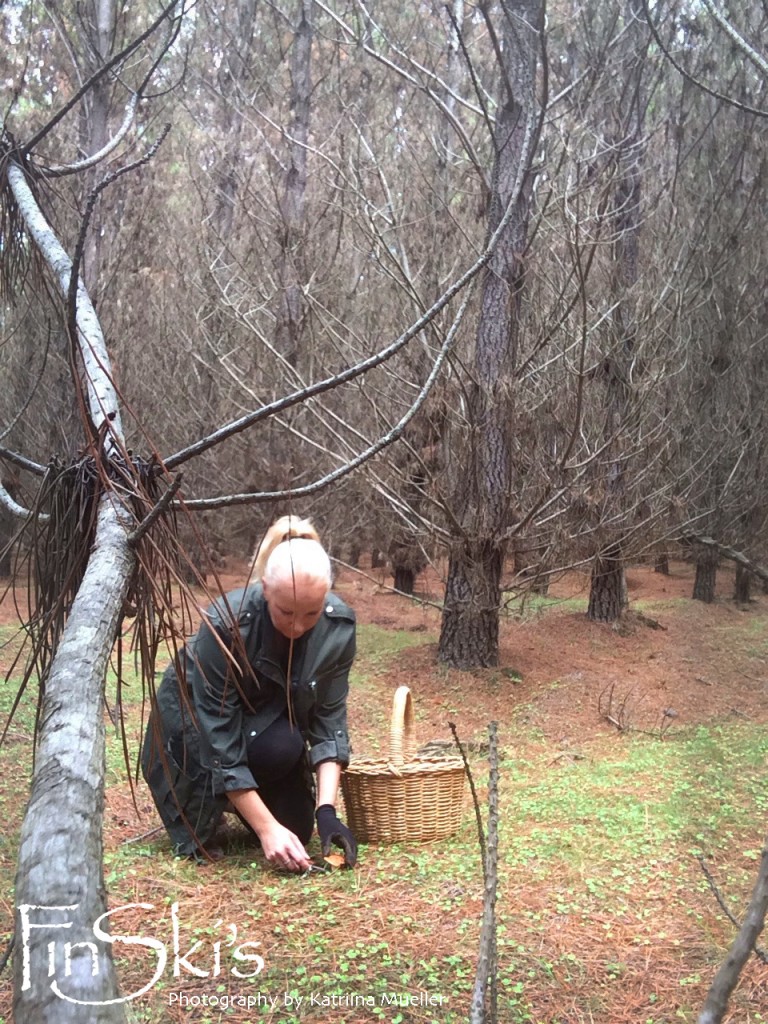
[{"xmin": 17, "ymin": 902, "xmax": 265, "ymax": 1006}]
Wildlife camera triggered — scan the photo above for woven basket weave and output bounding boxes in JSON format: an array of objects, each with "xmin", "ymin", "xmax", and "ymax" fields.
[{"xmin": 341, "ymin": 686, "xmax": 466, "ymax": 844}]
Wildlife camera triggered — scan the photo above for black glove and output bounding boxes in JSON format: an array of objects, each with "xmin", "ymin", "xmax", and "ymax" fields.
[{"xmin": 315, "ymin": 804, "xmax": 358, "ymax": 867}]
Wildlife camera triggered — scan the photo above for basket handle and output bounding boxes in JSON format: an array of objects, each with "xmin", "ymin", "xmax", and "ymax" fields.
[{"xmin": 389, "ymin": 685, "xmax": 415, "ymax": 767}]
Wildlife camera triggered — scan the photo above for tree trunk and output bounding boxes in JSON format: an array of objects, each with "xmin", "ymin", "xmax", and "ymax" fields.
[
  {"xmin": 14, "ymin": 500, "xmax": 134, "ymax": 1021},
  {"xmin": 733, "ymin": 563, "xmax": 751, "ymax": 604},
  {"xmin": 693, "ymin": 544, "xmax": 718, "ymax": 603},
  {"xmin": 79, "ymin": 0, "xmax": 116, "ymax": 296},
  {"xmin": 587, "ymin": 545, "xmax": 628, "ymax": 622},
  {"xmin": 586, "ymin": 0, "xmax": 648, "ymax": 624},
  {"xmin": 0, "ymin": 470, "xmax": 19, "ymax": 577},
  {"xmin": 6, "ymin": 154, "xmax": 135, "ymax": 1019},
  {"xmin": 438, "ymin": 0, "xmax": 543, "ymax": 668},
  {"xmin": 393, "ymin": 565, "xmax": 416, "ymax": 595},
  {"xmin": 347, "ymin": 540, "xmax": 361, "ymax": 567},
  {"xmin": 655, "ymin": 551, "xmax": 670, "ymax": 574},
  {"xmin": 438, "ymin": 538, "xmax": 504, "ymax": 668},
  {"xmin": 275, "ymin": 0, "xmax": 313, "ymax": 367},
  {"xmin": 0, "ymin": 521, "xmax": 12, "ymax": 576}
]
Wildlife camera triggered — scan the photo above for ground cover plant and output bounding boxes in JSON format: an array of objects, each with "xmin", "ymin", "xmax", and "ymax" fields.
[{"xmin": 0, "ymin": 558, "xmax": 767, "ymax": 1023}]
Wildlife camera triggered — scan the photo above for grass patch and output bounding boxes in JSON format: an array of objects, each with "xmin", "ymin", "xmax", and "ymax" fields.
[
  {"xmin": 355, "ymin": 624, "xmax": 435, "ymax": 668},
  {"xmin": 79, "ymin": 717, "xmax": 768, "ymax": 1023},
  {"xmin": 501, "ymin": 593, "xmax": 587, "ymax": 619},
  {"xmin": 632, "ymin": 596, "xmax": 692, "ymax": 614}
]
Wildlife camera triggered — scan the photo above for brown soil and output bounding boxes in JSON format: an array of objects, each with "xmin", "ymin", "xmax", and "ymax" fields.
[
  {"xmin": 2, "ymin": 557, "xmax": 768, "ymax": 1023},
  {"xmin": 332, "ymin": 556, "xmax": 768, "ymax": 743}
]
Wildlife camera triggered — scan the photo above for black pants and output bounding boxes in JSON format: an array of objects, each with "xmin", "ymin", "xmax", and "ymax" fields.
[
  {"xmin": 240, "ymin": 714, "xmax": 315, "ymax": 844},
  {"xmin": 158, "ymin": 714, "xmax": 315, "ymax": 854}
]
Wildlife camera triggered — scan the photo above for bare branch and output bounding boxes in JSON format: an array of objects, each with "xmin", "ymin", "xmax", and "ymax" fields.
[
  {"xmin": 641, "ymin": 0, "xmax": 767, "ymax": 118},
  {"xmin": 179, "ymin": 287, "xmax": 472, "ymax": 507},
  {"xmin": 163, "ymin": 162, "xmax": 526, "ymax": 472},
  {"xmin": 6, "ymin": 160, "xmax": 123, "ymax": 440},
  {"xmin": 698, "ymin": 855, "xmax": 768, "ymax": 964},
  {"xmin": 0, "ymin": 482, "xmax": 40, "ymax": 520},
  {"xmin": 0, "ymin": 447, "xmax": 46, "ymax": 477},
  {"xmin": 42, "ymin": 93, "xmax": 139, "ymax": 177},
  {"xmin": 20, "ymin": 0, "xmax": 185, "ymax": 156},
  {"xmin": 700, "ymin": 0, "xmax": 768, "ymax": 80},
  {"xmin": 698, "ymin": 842, "xmax": 768, "ymax": 1024},
  {"xmin": 127, "ymin": 473, "xmax": 183, "ymax": 546},
  {"xmin": 470, "ymin": 721, "xmax": 499, "ymax": 1024}
]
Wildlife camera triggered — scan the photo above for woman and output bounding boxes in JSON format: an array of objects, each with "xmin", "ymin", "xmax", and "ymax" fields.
[{"xmin": 141, "ymin": 521, "xmax": 357, "ymax": 871}]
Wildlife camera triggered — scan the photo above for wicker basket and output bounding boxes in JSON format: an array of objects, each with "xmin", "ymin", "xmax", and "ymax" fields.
[{"xmin": 341, "ymin": 686, "xmax": 466, "ymax": 844}]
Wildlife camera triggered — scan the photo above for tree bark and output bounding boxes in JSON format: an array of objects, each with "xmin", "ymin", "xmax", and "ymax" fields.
[
  {"xmin": 438, "ymin": 0, "xmax": 543, "ymax": 668},
  {"xmin": 14, "ymin": 501, "xmax": 134, "ymax": 1020},
  {"xmin": 733, "ymin": 563, "xmax": 751, "ymax": 604},
  {"xmin": 439, "ymin": 537, "xmax": 504, "ymax": 668},
  {"xmin": 586, "ymin": 0, "xmax": 648, "ymax": 623},
  {"xmin": 6, "ymin": 156, "xmax": 135, "ymax": 1018},
  {"xmin": 693, "ymin": 544, "xmax": 718, "ymax": 603},
  {"xmin": 587, "ymin": 544, "xmax": 628, "ymax": 623}
]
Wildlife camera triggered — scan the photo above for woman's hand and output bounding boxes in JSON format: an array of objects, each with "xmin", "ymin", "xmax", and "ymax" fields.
[
  {"xmin": 258, "ymin": 820, "xmax": 313, "ymax": 873},
  {"xmin": 228, "ymin": 788, "xmax": 312, "ymax": 872},
  {"xmin": 315, "ymin": 804, "xmax": 358, "ymax": 866}
]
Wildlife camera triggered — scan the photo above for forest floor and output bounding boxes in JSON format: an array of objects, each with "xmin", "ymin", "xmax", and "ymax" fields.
[{"xmin": 0, "ymin": 557, "xmax": 767, "ymax": 1023}]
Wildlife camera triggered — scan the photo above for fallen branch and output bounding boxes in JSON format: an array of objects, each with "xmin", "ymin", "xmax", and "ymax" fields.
[
  {"xmin": 682, "ymin": 534, "xmax": 768, "ymax": 586},
  {"xmin": 697, "ymin": 855, "xmax": 768, "ymax": 964},
  {"xmin": 598, "ymin": 682, "xmax": 635, "ymax": 733},
  {"xmin": 698, "ymin": 840, "xmax": 768, "ymax": 1024}
]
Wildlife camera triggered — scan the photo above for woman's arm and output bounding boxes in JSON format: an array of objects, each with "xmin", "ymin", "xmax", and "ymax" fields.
[
  {"xmin": 305, "ymin": 627, "xmax": 356, "ymax": 769},
  {"xmin": 315, "ymin": 760, "xmax": 342, "ymax": 808},
  {"xmin": 228, "ymin": 788, "xmax": 312, "ymax": 871}
]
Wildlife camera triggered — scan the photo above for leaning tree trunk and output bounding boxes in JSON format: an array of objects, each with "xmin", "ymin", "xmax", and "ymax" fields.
[
  {"xmin": 14, "ymin": 503, "xmax": 134, "ymax": 1020},
  {"xmin": 6, "ymin": 158, "xmax": 135, "ymax": 1019},
  {"xmin": 698, "ymin": 841, "xmax": 768, "ymax": 1024},
  {"xmin": 438, "ymin": 0, "xmax": 543, "ymax": 668},
  {"xmin": 693, "ymin": 544, "xmax": 718, "ymax": 603}
]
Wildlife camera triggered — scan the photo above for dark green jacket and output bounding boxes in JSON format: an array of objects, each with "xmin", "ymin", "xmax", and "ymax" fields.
[{"xmin": 141, "ymin": 583, "xmax": 356, "ymax": 855}]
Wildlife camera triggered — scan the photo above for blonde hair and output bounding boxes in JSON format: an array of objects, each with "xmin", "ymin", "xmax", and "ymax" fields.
[
  {"xmin": 252, "ymin": 515, "xmax": 320, "ymax": 579},
  {"xmin": 263, "ymin": 537, "xmax": 332, "ymax": 589}
]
